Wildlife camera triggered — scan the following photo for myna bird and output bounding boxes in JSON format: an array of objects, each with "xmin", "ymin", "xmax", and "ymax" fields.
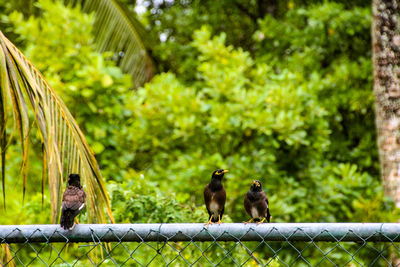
[
  {"xmin": 60, "ymin": 174, "xmax": 86, "ymax": 230},
  {"xmin": 244, "ymin": 180, "xmax": 271, "ymax": 224},
  {"xmin": 204, "ymin": 169, "xmax": 228, "ymax": 226}
]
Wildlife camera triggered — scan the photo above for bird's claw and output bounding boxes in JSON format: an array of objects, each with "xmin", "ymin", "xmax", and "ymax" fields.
[
  {"xmin": 244, "ymin": 218, "xmax": 254, "ymax": 224},
  {"xmin": 257, "ymin": 218, "xmax": 266, "ymax": 225},
  {"xmin": 217, "ymin": 215, "xmax": 222, "ymax": 225},
  {"xmin": 205, "ymin": 217, "xmax": 214, "ymax": 228}
]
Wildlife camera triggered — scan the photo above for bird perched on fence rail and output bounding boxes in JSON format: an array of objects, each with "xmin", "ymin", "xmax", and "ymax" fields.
[
  {"xmin": 244, "ymin": 180, "xmax": 271, "ymax": 224},
  {"xmin": 60, "ymin": 174, "xmax": 86, "ymax": 230},
  {"xmin": 204, "ymin": 169, "xmax": 229, "ymax": 226}
]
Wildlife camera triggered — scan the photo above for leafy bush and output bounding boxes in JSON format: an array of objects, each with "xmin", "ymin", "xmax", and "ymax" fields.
[
  {"xmin": 123, "ymin": 19, "xmax": 395, "ymax": 223},
  {"xmin": 1, "ymin": 0, "xmax": 397, "ymax": 264},
  {"xmin": 2, "ymin": 0, "xmax": 395, "ymax": 230},
  {"xmin": 110, "ymin": 171, "xmax": 206, "ymax": 223}
]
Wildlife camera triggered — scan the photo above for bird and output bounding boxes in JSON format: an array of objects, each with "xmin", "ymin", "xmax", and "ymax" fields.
[
  {"xmin": 204, "ymin": 169, "xmax": 229, "ymax": 226},
  {"xmin": 60, "ymin": 174, "xmax": 86, "ymax": 230},
  {"xmin": 244, "ymin": 180, "xmax": 271, "ymax": 224}
]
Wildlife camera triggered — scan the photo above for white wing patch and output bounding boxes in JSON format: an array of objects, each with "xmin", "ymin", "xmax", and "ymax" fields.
[{"xmin": 78, "ymin": 203, "xmax": 85, "ymax": 211}]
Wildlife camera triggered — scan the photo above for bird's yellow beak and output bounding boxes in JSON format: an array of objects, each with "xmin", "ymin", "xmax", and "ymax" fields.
[
  {"xmin": 252, "ymin": 181, "xmax": 260, "ymax": 187},
  {"xmin": 223, "ymin": 170, "xmax": 229, "ymax": 173}
]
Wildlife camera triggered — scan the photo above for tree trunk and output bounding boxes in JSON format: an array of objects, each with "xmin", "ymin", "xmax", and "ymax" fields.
[
  {"xmin": 372, "ymin": 2, "xmax": 400, "ymax": 262},
  {"xmin": 372, "ymin": 0, "xmax": 400, "ymax": 205}
]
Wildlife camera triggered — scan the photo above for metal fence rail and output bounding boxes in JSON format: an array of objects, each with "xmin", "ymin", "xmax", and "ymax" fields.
[{"xmin": 1, "ymin": 223, "xmax": 400, "ymax": 266}]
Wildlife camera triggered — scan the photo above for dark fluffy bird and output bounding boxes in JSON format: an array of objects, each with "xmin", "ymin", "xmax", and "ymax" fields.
[
  {"xmin": 60, "ymin": 174, "xmax": 86, "ymax": 230},
  {"xmin": 244, "ymin": 180, "xmax": 271, "ymax": 224},
  {"xmin": 204, "ymin": 169, "xmax": 228, "ymax": 225}
]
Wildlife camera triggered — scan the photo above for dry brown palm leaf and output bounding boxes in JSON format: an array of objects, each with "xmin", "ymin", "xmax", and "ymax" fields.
[
  {"xmin": 0, "ymin": 30, "xmax": 114, "ymax": 224},
  {"xmin": 1, "ymin": 243, "xmax": 15, "ymax": 267}
]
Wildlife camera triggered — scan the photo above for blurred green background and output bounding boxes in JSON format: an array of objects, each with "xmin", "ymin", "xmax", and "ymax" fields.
[{"xmin": 0, "ymin": 0, "xmax": 396, "ymax": 228}]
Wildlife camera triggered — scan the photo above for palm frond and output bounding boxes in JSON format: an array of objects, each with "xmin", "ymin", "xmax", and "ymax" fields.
[
  {"xmin": 0, "ymin": 40, "xmax": 9, "ymax": 208},
  {"xmin": 1, "ymin": 243, "xmax": 15, "ymax": 267},
  {"xmin": 0, "ymin": 30, "xmax": 114, "ymax": 224},
  {"xmin": 72, "ymin": 0, "xmax": 155, "ymax": 88}
]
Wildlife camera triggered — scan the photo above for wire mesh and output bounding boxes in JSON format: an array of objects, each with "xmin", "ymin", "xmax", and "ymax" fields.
[{"xmin": 1, "ymin": 223, "xmax": 400, "ymax": 266}]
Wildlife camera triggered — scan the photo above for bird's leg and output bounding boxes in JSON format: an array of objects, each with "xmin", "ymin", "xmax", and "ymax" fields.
[
  {"xmin": 217, "ymin": 214, "xmax": 222, "ymax": 225},
  {"xmin": 257, "ymin": 217, "xmax": 266, "ymax": 225},
  {"xmin": 243, "ymin": 218, "xmax": 255, "ymax": 224},
  {"xmin": 205, "ymin": 216, "xmax": 214, "ymax": 227}
]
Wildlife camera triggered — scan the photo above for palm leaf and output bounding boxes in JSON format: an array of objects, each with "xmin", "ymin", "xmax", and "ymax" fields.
[
  {"xmin": 0, "ymin": 30, "xmax": 114, "ymax": 224},
  {"xmin": 1, "ymin": 243, "xmax": 15, "ymax": 267},
  {"xmin": 69, "ymin": 0, "xmax": 155, "ymax": 88}
]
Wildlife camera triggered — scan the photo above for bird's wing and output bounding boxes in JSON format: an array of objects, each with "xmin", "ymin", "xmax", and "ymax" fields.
[
  {"xmin": 217, "ymin": 187, "xmax": 226, "ymax": 207},
  {"xmin": 218, "ymin": 187, "xmax": 226, "ymax": 217},
  {"xmin": 262, "ymin": 191, "xmax": 271, "ymax": 222},
  {"xmin": 203, "ymin": 184, "xmax": 212, "ymax": 212},
  {"xmin": 244, "ymin": 192, "xmax": 253, "ymax": 216},
  {"xmin": 261, "ymin": 191, "xmax": 269, "ymax": 208},
  {"xmin": 79, "ymin": 189, "xmax": 86, "ymax": 205},
  {"xmin": 62, "ymin": 187, "xmax": 85, "ymax": 211}
]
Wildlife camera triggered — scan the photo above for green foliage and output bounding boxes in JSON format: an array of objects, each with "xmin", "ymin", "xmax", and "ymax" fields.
[
  {"xmin": 255, "ymin": 2, "xmax": 371, "ymax": 66},
  {"xmin": 124, "ymin": 12, "xmax": 395, "ymax": 225},
  {"xmin": 0, "ymin": 0, "xmax": 397, "ymax": 264},
  {"xmin": 254, "ymin": 2, "xmax": 377, "ymax": 175},
  {"xmin": 144, "ymin": 0, "xmax": 258, "ymax": 78},
  {"xmin": 6, "ymin": 0, "xmax": 133, "ymax": 181},
  {"xmin": 1, "ymin": 0, "xmax": 395, "ymax": 232},
  {"xmin": 1, "ymin": 0, "xmax": 133, "ymax": 223},
  {"xmin": 110, "ymin": 170, "xmax": 206, "ymax": 223}
]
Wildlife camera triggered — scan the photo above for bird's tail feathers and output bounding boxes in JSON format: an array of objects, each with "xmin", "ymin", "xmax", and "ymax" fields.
[
  {"xmin": 266, "ymin": 209, "xmax": 271, "ymax": 223},
  {"xmin": 60, "ymin": 209, "xmax": 75, "ymax": 230}
]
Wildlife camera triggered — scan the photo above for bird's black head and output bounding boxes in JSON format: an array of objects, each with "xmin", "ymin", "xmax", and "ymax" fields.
[
  {"xmin": 68, "ymin": 174, "xmax": 81, "ymax": 187},
  {"xmin": 211, "ymin": 169, "xmax": 229, "ymax": 180},
  {"xmin": 250, "ymin": 180, "xmax": 262, "ymax": 192}
]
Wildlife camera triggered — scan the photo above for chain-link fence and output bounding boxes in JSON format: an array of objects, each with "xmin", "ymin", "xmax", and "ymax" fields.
[{"xmin": 1, "ymin": 223, "xmax": 400, "ymax": 266}]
